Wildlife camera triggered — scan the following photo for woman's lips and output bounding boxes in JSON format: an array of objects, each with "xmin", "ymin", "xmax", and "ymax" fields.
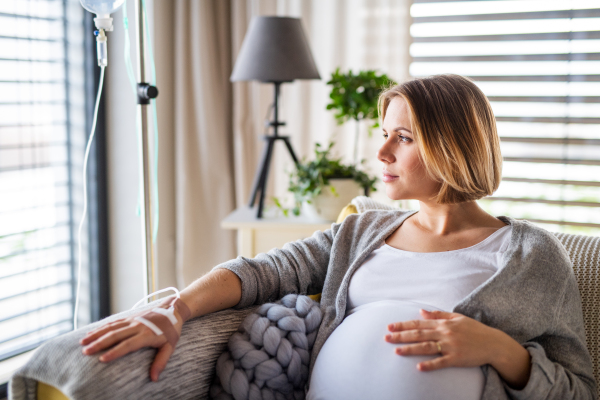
[{"xmin": 382, "ymin": 172, "xmax": 399, "ymax": 183}]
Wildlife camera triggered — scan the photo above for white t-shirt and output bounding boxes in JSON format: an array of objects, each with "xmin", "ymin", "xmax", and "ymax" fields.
[{"xmin": 307, "ymin": 225, "xmax": 513, "ymax": 400}]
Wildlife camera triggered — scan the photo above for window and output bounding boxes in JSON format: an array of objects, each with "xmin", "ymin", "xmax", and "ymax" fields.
[
  {"xmin": 409, "ymin": 0, "xmax": 600, "ymax": 235},
  {"xmin": 0, "ymin": 0, "xmax": 108, "ymax": 373}
]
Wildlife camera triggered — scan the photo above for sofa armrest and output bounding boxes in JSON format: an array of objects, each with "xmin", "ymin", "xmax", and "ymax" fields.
[{"xmin": 10, "ymin": 302, "xmax": 257, "ymax": 400}]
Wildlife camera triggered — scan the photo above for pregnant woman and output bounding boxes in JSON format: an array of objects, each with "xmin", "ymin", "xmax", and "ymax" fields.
[{"xmin": 80, "ymin": 74, "xmax": 597, "ymax": 399}]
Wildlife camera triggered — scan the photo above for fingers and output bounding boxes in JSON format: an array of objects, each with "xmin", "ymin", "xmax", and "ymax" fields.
[
  {"xmin": 385, "ymin": 328, "xmax": 439, "ymax": 343},
  {"xmin": 420, "ymin": 309, "xmax": 457, "ymax": 320},
  {"xmin": 82, "ymin": 326, "xmax": 139, "ymax": 356},
  {"xmin": 394, "ymin": 341, "xmax": 439, "ymax": 356},
  {"xmin": 388, "ymin": 319, "xmax": 438, "ymax": 332},
  {"xmin": 85, "ymin": 318, "xmax": 126, "ymax": 336},
  {"xmin": 393, "ymin": 341, "xmax": 455, "ymax": 372},
  {"xmin": 150, "ymin": 345, "xmax": 174, "ymax": 382},
  {"xmin": 395, "ymin": 344, "xmax": 461, "ymax": 371},
  {"xmin": 98, "ymin": 336, "xmax": 144, "ymax": 363},
  {"xmin": 417, "ymin": 355, "xmax": 453, "ymax": 371},
  {"xmin": 80, "ymin": 320, "xmax": 130, "ymax": 345}
]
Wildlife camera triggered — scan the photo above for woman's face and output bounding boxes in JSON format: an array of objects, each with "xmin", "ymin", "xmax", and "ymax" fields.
[{"xmin": 377, "ymin": 97, "xmax": 440, "ymax": 202}]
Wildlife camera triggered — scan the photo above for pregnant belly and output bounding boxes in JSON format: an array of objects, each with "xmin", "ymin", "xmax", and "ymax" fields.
[{"xmin": 307, "ymin": 300, "xmax": 484, "ymax": 400}]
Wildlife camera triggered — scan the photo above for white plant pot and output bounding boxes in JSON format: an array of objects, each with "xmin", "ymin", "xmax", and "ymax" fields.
[{"xmin": 302, "ymin": 178, "xmax": 364, "ymax": 222}]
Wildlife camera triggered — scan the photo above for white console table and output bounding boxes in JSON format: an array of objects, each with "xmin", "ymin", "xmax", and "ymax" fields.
[{"xmin": 221, "ymin": 207, "xmax": 333, "ymax": 258}]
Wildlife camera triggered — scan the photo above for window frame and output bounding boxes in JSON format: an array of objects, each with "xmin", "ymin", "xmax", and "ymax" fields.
[
  {"xmin": 408, "ymin": 0, "xmax": 600, "ymax": 234},
  {"xmin": 0, "ymin": 4, "xmax": 109, "ymax": 394}
]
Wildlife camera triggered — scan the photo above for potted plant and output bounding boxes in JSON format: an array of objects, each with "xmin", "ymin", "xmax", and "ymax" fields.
[
  {"xmin": 326, "ymin": 68, "xmax": 396, "ymax": 164},
  {"xmin": 274, "ymin": 142, "xmax": 377, "ymax": 221}
]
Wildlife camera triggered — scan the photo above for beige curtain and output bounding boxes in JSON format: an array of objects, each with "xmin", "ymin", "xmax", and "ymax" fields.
[
  {"xmin": 171, "ymin": 0, "xmax": 236, "ymax": 287},
  {"xmin": 157, "ymin": 0, "xmax": 411, "ymax": 287}
]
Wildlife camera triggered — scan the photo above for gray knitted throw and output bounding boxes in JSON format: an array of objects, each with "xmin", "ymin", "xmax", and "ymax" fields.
[{"xmin": 209, "ymin": 294, "xmax": 322, "ymax": 400}]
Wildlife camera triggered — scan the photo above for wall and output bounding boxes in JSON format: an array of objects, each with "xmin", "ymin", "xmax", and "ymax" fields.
[{"xmin": 106, "ymin": 0, "xmax": 177, "ymax": 313}]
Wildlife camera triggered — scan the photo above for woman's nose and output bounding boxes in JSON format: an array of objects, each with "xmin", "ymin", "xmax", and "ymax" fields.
[{"xmin": 377, "ymin": 140, "xmax": 395, "ymax": 164}]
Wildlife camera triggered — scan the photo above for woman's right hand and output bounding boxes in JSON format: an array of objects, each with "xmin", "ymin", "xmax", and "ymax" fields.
[{"xmin": 79, "ymin": 302, "xmax": 186, "ymax": 382}]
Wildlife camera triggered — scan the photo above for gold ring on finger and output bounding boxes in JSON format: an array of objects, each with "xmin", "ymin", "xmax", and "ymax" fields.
[{"xmin": 436, "ymin": 341, "xmax": 442, "ymax": 353}]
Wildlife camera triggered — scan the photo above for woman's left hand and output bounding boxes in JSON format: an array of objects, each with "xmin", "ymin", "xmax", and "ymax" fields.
[{"xmin": 385, "ymin": 309, "xmax": 500, "ymax": 371}]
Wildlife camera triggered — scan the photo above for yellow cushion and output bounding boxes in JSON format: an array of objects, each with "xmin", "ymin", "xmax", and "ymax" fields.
[
  {"xmin": 308, "ymin": 293, "xmax": 321, "ymax": 302},
  {"xmin": 336, "ymin": 203, "xmax": 358, "ymax": 224},
  {"xmin": 37, "ymin": 382, "xmax": 70, "ymax": 400}
]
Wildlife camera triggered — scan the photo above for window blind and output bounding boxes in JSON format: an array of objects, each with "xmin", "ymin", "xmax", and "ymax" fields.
[
  {"xmin": 409, "ymin": 0, "xmax": 600, "ymax": 235},
  {"xmin": 0, "ymin": 0, "xmax": 90, "ymax": 361}
]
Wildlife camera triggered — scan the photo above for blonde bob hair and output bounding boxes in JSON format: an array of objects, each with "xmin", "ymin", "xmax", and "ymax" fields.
[{"xmin": 378, "ymin": 74, "xmax": 502, "ymax": 204}]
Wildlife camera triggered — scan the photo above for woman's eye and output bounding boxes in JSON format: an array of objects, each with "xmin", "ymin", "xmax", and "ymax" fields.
[{"xmin": 383, "ymin": 133, "xmax": 411, "ymax": 143}]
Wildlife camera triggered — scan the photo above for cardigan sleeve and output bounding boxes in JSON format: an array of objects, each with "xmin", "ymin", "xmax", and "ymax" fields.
[
  {"xmin": 211, "ymin": 224, "xmax": 340, "ymax": 309},
  {"xmin": 475, "ymin": 221, "xmax": 598, "ymax": 400},
  {"xmin": 500, "ymin": 268, "xmax": 597, "ymax": 399}
]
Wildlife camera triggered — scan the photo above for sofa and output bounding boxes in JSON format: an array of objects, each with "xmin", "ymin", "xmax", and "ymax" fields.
[{"xmin": 9, "ymin": 198, "xmax": 600, "ymax": 399}]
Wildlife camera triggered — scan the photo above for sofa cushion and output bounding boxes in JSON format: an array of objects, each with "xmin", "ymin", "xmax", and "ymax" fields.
[{"xmin": 210, "ymin": 294, "xmax": 322, "ymax": 399}]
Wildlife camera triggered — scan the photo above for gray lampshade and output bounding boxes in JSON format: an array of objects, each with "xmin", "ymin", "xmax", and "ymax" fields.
[{"xmin": 231, "ymin": 16, "xmax": 320, "ymax": 83}]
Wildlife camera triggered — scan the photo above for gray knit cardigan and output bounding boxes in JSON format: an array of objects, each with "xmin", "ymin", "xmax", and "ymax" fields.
[{"xmin": 213, "ymin": 209, "xmax": 598, "ymax": 400}]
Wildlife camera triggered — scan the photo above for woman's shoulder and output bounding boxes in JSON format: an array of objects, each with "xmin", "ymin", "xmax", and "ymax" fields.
[
  {"xmin": 332, "ymin": 209, "xmax": 415, "ymax": 248},
  {"xmin": 340, "ymin": 208, "xmax": 415, "ymax": 229},
  {"xmin": 501, "ymin": 216, "xmax": 573, "ymax": 273},
  {"xmin": 502, "ymin": 216, "xmax": 567, "ymax": 250}
]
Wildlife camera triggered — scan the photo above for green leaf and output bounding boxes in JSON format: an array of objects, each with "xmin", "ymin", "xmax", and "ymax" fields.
[
  {"xmin": 325, "ymin": 69, "xmax": 396, "ymax": 124},
  {"xmin": 284, "ymin": 141, "xmax": 378, "ymax": 216},
  {"xmin": 330, "ymin": 185, "xmax": 339, "ymax": 197}
]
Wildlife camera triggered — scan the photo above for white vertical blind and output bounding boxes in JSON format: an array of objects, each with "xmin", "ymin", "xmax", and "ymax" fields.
[
  {"xmin": 0, "ymin": 0, "xmax": 89, "ymax": 361},
  {"xmin": 409, "ymin": 0, "xmax": 600, "ymax": 235}
]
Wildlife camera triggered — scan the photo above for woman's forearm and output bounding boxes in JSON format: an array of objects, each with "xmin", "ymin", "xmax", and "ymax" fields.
[
  {"xmin": 490, "ymin": 329, "xmax": 532, "ymax": 390},
  {"xmin": 178, "ymin": 268, "xmax": 242, "ymax": 321}
]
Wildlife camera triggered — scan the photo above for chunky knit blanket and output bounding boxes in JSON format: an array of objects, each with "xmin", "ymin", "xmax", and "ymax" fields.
[{"xmin": 209, "ymin": 294, "xmax": 322, "ymax": 400}]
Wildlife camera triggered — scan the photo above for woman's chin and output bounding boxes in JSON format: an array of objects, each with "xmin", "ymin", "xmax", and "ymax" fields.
[
  {"xmin": 385, "ymin": 187, "xmax": 428, "ymax": 203},
  {"xmin": 385, "ymin": 189, "xmax": 410, "ymax": 202}
]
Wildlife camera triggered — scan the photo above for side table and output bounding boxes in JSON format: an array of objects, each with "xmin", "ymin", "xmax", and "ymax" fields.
[{"xmin": 221, "ymin": 207, "xmax": 333, "ymax": 258}]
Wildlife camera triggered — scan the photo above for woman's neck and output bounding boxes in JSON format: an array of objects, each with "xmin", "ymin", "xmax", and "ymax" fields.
[{"xmin": 411, "ymin": 200, "xmax": 506, "ymax": 236}]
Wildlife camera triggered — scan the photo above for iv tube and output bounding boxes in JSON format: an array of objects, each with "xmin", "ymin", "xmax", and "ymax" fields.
[{"xmin": 74, "ymin": 66, "xmax": 105, "ymax": 330}]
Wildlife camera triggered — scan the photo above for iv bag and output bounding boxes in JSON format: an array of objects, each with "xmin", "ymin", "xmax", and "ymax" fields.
[{"xmin": 80, "ymin": 0, "xmax": 126, "ymax": 15}]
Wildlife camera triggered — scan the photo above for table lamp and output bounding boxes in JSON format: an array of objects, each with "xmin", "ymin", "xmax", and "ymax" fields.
[{"xmin": 231, "ymin": 16, "xmax": 321, "ymax": 218}]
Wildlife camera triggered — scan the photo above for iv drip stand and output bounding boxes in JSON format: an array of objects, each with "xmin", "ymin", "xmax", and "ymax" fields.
[{"xmin": 134, "ymin": 0, "xmax": 159, "ymax": 302}]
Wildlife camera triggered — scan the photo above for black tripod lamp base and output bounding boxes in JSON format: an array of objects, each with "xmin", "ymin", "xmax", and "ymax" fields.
[{"xmin": 248, "ymin": 135, "xmax": 298, "ymax": 218}]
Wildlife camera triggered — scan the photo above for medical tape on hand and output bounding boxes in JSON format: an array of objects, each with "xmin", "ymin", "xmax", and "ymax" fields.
[
  {"xmin": 134, "ymin": 297, "xmax": 191, "ymax": 348},
  {"xmin": 151, "ymin": 307, "xmax": 178, "ymax": 325}
]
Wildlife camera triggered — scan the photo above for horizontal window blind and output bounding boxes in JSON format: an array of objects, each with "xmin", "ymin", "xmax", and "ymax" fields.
[
  {"xmin": 410, "ymin": 0, "xmax": 600, "ymax": 235},
  {"xmin": 0, "ymin": 0, "xmax": 90, "ymax": 361}
]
